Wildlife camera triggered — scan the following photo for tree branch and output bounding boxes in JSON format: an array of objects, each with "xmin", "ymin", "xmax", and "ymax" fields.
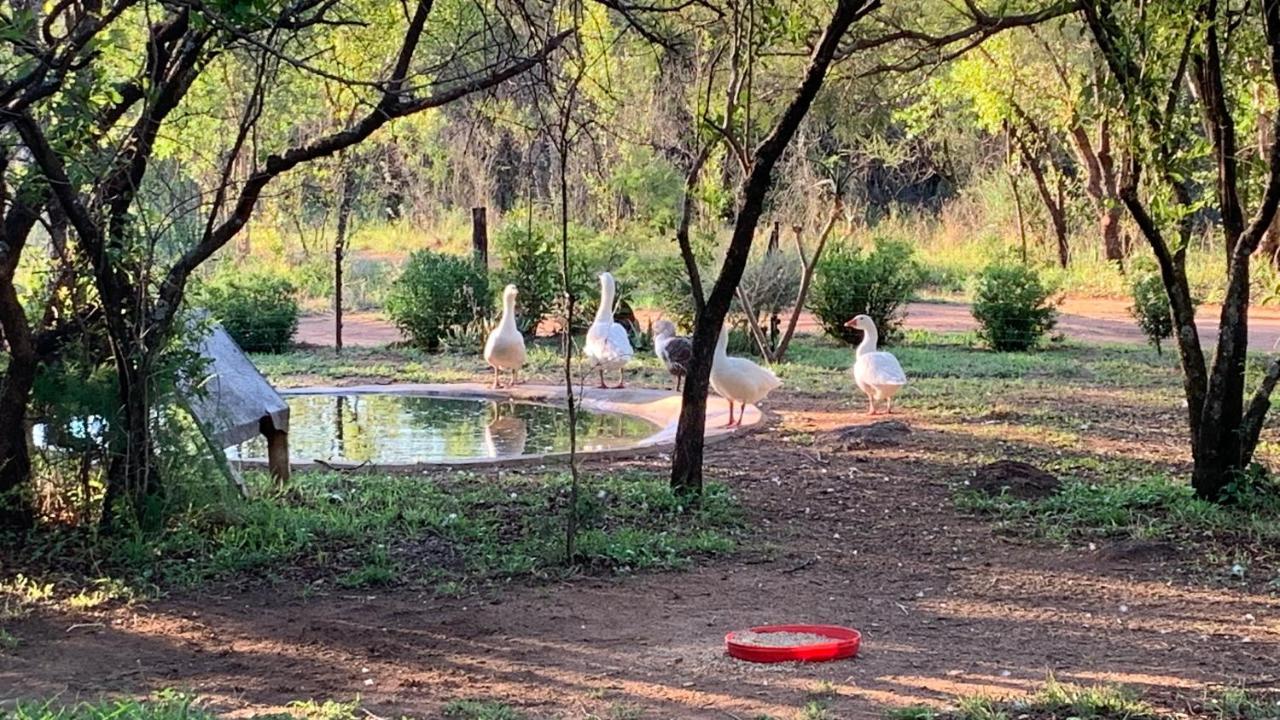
[{"xmin": 157, "ymin": 27, "xmax": 574, "ymax": 322}]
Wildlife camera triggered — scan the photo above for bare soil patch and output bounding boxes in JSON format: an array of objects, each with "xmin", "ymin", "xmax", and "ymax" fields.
[{"xmin": 2, "ymin": 393, "xmax": 1277, "ymax": 719}]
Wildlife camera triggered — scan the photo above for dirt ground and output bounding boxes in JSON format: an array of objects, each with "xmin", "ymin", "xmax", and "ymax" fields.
[
  {"xmin": 3, "ymin": 391, "xmax": 1278, "ymax": 719},
  {"xmin": 298, "ymin": 298, "xmax": 1280, "ymax": 352}
]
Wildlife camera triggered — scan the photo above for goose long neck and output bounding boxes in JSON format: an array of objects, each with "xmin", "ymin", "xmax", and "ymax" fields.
[
  {"xmin": 596, "ymin": 279, "xmax": 614, "ymax": 323},
  {"xmin": 856, "ymin": 325, "xmax": 879, "ymax": 357},
  {"xmin": 500, "ymin": 293, "xmax": 517, "ymax": 328},
  {"xmin": 715, "ymin": 326, "xmax": 729, "ymax": 360}
]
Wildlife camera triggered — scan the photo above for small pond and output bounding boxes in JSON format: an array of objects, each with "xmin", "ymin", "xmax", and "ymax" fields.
[{"xmin": 226, "ymin": 393, "xmax": 660, "ymax": 465}]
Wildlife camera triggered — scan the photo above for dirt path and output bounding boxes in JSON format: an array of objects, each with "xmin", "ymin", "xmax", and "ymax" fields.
[
  {"xmin": 3, "ymin": 396, "xmax": 1277, "ymax": 718},
  {"xmin": 299, "ymin": 299, "xmax": 1280, "ymax": 352}
]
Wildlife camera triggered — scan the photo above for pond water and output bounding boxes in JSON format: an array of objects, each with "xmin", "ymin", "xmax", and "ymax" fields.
[{"xmin": 226, "ymin": 393, "xmax": 660, "ymax": 465}]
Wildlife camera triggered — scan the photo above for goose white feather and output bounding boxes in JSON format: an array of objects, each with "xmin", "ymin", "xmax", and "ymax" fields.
[
  {"xmin": 483, "ymin": 285, "xmax": 526, "ymax": 388},
  {"xmin": 845, "ymin": 314, "xmax": 907, "ymax": 415},
  {"xmin": 584, "ymin": 272, "xmax": 634, "ymax": 388},
  {"xmin": 710, "ymin": 325, "xmax": 781, "ymax": 427}
]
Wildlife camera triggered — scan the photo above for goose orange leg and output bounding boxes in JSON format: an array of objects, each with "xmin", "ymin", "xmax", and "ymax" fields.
[
  {"xmin": 597, "ymin": 369, "xmax": 608, "ymax": 389},
  {"xmin": 724, "ymin": 401, "xmax": 736, "ymax": 427}
]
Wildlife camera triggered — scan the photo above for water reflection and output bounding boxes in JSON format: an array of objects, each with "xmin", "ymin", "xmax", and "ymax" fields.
[
  {"xmin": 227, "ymin": 393, "xmax": 657, "ymax": 464},
  {"xmin": 483, "ymin": 401, "xmax": 528, "ymax": 458}
]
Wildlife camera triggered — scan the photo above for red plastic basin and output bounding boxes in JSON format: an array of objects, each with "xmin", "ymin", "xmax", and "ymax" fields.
[{"xmin": 725, "ymin": 624, "xmax": 861, "ymax": 663}]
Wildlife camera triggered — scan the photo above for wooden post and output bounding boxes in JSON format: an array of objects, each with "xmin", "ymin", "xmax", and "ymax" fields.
[
  {"xmin": 472, "ymin": 206, "xmax": 488, "ymax": 267},
  {"xmin": 260, "ymin": 416, "xmax": 290, "ymax": 488}
]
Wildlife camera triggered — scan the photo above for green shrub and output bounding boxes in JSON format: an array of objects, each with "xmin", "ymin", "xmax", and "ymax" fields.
[
  {"xmin": 971, "ymin": 262, "xmax": 1058, "ymax": 351},
  {"xmin": 1129, "ymin": 262, "xmax": 1196, "ymax": 355},
  {"xmin": 808, "ymin": 237, "xmax": 921, "ymax": 345},
  {"xmin": 494, "ymin": 222, "xmax": 558, "ymax": 337},
  {"xmin": 195, "ymin": 271, "xmax": 299, "ymax": 352},
  {"xmin": 386, "ymin": 250, "xmax": 488, "ymax": 351},
  {"xmin": 642, "ymin": 247, "xmax": 713, "ymax": 332}
]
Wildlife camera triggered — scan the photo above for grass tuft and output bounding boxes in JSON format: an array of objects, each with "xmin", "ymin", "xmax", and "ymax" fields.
[
  {"xmin": 886, "ymin": 680, "xmax": 1280, "ymax": 720},
  {"xmin": 6, "ymin": 691, "xmax": 212, "ymax": 720},
  {"xmin": 442, "ymin": 699, "xmax": 526, "ymax": 720}
]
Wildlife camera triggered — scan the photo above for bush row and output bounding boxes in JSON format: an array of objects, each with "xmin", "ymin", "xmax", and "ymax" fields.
[{"xmin": 203, "ymin": 222, "xmax": 1200, "ymax": 356}]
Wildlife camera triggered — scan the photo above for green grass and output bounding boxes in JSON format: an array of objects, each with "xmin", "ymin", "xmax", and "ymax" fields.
[
  {"xmin": 278, "ymin": 699, "xmax": 364, "ymax": 720},
  {"xmin": 780, "ymin": 330, "xmax": 1183, "ymax": 433},
  {"xmin": 5, "ymin": 470, "xmax": 742, "ymax": 602},
  {"xmin": 887, "ymin": 680, "xmax": 1280, "ymax": 719},
  {"xmin": 0, "ymin": 627, "xmax": 21, "ymax": 651},
  {"xmin": 956, "ymin": 472, "xmax": 1280, "ymax": 551},
  {"xmin": 442, "ymin": 699, "xmax": 526, "ymax": 720},
  {"xmin": 5, "ymin": 692, "xmax": 215, "ymax": 720},
  {"xmin": 885, "ymin": 708, "xmax": 939, "ymax": 720},
  {"xmin": 4, "ymin": 694, "xmax": 390, "ymax": 720},
  {"xmin": 252, "ymin": 340, "xmax": 672, "ymax": 389},
  {"xmin": 1208, "ymin": 687, "xmax": 1280, "ymax": 720},
  {"xmin": 799, "ymin": 699, "xmax": 834, "ymax": 720}
]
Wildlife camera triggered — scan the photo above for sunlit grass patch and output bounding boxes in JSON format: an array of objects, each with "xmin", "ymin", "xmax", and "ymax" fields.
[
  {"xmin": 6, "ymin": 691, "xmax": 214, "ymax": 720},
  {"xmin": 956, "ymin": 472, "xmax": 1280, "ymax": 565},
  {"xmin": 442, "ymin": 699, "xmax": 527, "ymax": 720},
  {"xmin": 887, "ymin": 679, "xmax": 1280, "ymax": 719},
  {"xmin": 0, "ymin": 574, "xmax": 55, "ymax": 620}
]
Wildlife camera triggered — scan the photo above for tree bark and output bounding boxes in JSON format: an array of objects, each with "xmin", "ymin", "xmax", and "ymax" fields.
[
  {"xmin": 472, "ymin": 206, "xmax": 489, "ymax": 267},
  {"xmin": 0, "ymin": 177, "xmax": 48, "ymax": 531},
  {"xmin": 101, "ymin": 354, "xmax": 161, "ymax": 531},
  {"xmin": 0, "ymin": 281, "xmax": 36, "ymax": 530},
  {"xmin": 669, "ymin": 0, "xmax": 878, "ymax": 495},
  {"xmin": 1258, "ymin": 101, "xmax": 1280, "ymax": 263},
  {"xmin": 334, "ymin": 163, "xmax": 356, "ymax": 353},
  {"xmin": 1070, "ymin": 121, "xmax": 1126, "ymax": 261},
  {"xmin": 1015, "ymin": 132, "xmax": 1069, "ymax": 267}
]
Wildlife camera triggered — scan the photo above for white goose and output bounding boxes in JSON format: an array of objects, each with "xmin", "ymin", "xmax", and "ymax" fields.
[
  {"xmin": 483, "ymin": 284, "xmax": 526, "ymax": 388},
  {"xmin": 584, "ymin": 271, "xmax": 634, "ymax": 388},
  {"xmin": 710, "ymin": 324, "xmax": 781, "ymax": 427},
  {"xmin": 844, "ymin": 314, "xmax": 907, "ymax": 415}
]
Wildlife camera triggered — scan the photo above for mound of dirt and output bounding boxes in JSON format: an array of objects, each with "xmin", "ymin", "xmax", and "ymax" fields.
[
  {"xmin": 828, "ymin": 420, "xmax": 911, "ymax": 448},
  {"xmin": 970, "ymin": 460, "xmax": 1061, "ymax": 500}
]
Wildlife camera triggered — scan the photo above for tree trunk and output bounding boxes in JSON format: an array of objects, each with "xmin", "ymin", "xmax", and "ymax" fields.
[
  {"xmin": 472, "ymin": 206, "xmax": 489, "ymax": 266},
  {"xmin": 1101, "ymin": 204, "xmax": 1125, "ymax": 262},
  {"xmin": 1010, "ymin": 170, "xmax": 1028, "ymax": 263},
  {"xmin": 669, "ymin": 0, "xmax": 875, "ymax": 495},
  {"xmin": 1193, "ymin": 246, "xmax": 1252, "ymax": 501},
  {"xmin": 1016, "ymin": 135, "xmax": 1070, "ymax": 267},
  {"xmin": 0, "ymin": 282, "xmax": 36, "ymax": 531},
  {"xmin": 101, "ymin": 356, "xmax": 161, "ymax": 531},
  {"xmin": 1258, "ymin": 102, "xmax": 1280, "ymax": 264},
  {"xmin": 1071, "ymin": 122, "xmax": 1127, "ymax": 262},
  {"xmin": 334, "ymin": 165, "xmax": 356, "ymax": 354}
]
